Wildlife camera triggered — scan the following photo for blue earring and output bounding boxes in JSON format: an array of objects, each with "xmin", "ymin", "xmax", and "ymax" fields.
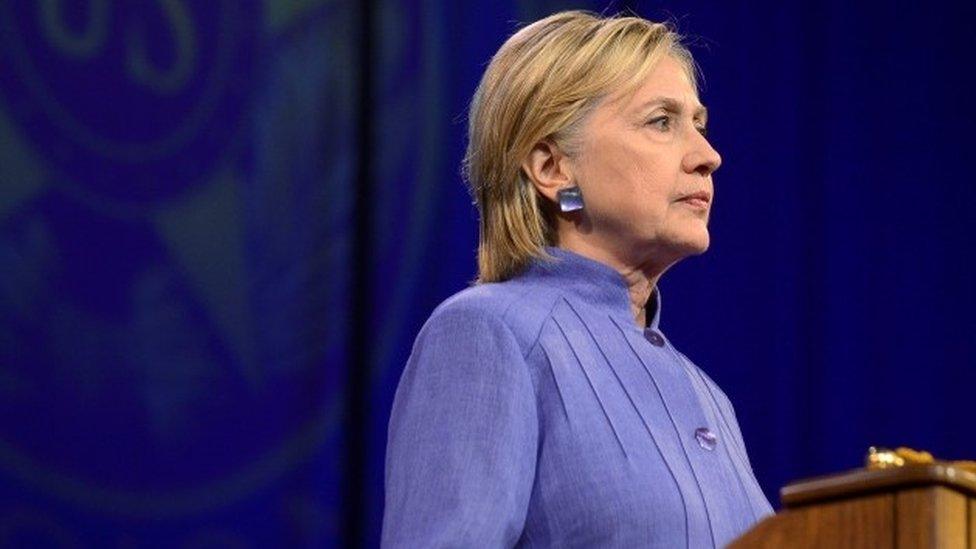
[{"xmin": 557, "ymin": 185, "xmax": 584, "ymax": 212}]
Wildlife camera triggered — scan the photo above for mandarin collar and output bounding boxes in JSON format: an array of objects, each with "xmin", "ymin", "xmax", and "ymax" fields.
[{"xmin": 524, "ymin": 247, "xmax": 661, "ymax": 331}]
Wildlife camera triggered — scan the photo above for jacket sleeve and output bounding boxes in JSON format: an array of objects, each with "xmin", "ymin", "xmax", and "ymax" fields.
[{"xmin": 381, "ymin": 305, "xmax": 539, "ymax": 548}]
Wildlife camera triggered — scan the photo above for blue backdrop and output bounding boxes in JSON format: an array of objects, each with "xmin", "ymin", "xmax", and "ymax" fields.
[{"xmin": 1, "ymin": 1, "xmax": 974, "ymax": 547}]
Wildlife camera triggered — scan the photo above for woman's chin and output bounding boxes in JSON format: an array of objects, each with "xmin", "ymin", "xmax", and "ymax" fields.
[{"xmin": 672, "ymin": 230, "xmax": 710, "ymax": 257}]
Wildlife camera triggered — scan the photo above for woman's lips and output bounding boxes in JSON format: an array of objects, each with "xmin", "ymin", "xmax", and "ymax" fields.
[
  {"xmin": 679, "ymin": 197, "xmax": 709, "ymax": 209},
  {"xmin": 677, "ymin": 192, "xmax": 711, "ymax": 210}
]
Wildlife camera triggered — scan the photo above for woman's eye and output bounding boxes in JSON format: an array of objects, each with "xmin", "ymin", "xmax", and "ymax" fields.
[
  {"xmin": 646, "ymin": 115, "xmax": 708, "ymax": 137},
  {"xmin": 648, "ymin": 115, "xmax": 672, "ymax": 131}
]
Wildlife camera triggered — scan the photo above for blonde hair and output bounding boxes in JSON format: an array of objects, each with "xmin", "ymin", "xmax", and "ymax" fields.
[{"xmin": 463, "ymin": 10, "xmax": 699, "ymax": 282}]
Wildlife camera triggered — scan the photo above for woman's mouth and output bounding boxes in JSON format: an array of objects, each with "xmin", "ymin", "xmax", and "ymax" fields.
[
  {"xmin": 680, "ymin": 198, "xmax": 708, "ymax": 209},
  {"xmin": 677, "ymin": 192, "xmax": 711, "ymax": 210}
]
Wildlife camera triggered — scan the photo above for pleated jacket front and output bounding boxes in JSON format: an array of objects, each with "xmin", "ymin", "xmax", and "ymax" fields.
[{"xmin": 383, "ymin": 247, "xmax": 774, "ymax": 548}]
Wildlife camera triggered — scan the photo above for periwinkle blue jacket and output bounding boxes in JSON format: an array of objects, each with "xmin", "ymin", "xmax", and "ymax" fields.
[{"xmin": 383, "ymin": 247, "xmax": 773, "ymax": 548}]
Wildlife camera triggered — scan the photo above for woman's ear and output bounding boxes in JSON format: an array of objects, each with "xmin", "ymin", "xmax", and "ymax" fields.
[{"xmin": 521, "ymin": 140, "xmax": 574, "ymax": 205}]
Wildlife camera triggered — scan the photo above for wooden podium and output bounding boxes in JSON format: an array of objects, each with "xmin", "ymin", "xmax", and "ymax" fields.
[{"xmin": 730, "ymin": 464, "xmax": 976, "ymax": 548}]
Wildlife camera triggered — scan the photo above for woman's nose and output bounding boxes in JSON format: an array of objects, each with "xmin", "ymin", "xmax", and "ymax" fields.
[{"xmin": 684, "ymin": 134, "xmax": 722, "ymax": 177}]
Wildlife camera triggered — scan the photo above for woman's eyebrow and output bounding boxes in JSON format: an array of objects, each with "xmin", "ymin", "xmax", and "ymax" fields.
[{"xmin": 637, "ymin": 96, "xmax": 708, "ymax": 121}]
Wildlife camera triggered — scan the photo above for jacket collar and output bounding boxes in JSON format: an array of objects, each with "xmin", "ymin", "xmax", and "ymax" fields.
[{"xmin": 524, "ymin": 246, "xmax": 661, "ymax": 331}]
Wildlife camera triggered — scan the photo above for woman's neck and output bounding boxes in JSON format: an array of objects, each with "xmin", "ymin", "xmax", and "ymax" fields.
[
  {"xmin": 620, "ymin": 266, "xmax": 660, "ymax": 328},
  {"xmin": 555, "ymin": 237, "xmax": 669, "ymax": 328}
]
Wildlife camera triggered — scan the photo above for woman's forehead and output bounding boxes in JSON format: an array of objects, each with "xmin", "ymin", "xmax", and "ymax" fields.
[
  {"xmin": 601, "ymin": 57, "xmax": 702, "ymax": 116},
  {"xmin": 602, "ymin": 88, "xmax": 704, "ymax": 122},
  {"xmin": 632, "ymin": 58, "xmax": 698, "ymax": 104}
]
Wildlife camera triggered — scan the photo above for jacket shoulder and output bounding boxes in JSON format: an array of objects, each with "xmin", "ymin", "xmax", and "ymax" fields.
[{"xmin": 426, "ymin": 277, "xmax": 560, "ymax": 356}]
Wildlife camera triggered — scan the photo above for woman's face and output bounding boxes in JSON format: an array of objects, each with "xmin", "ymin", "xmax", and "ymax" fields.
[{"xmin": 569, "ymin": 55, "xmax": 722, "ymax": 267}]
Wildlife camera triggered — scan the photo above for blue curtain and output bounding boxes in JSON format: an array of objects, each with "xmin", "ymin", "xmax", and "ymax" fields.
[{"xmin": 0, "ymin": 1, "xmax": 974, "ymax": 547}]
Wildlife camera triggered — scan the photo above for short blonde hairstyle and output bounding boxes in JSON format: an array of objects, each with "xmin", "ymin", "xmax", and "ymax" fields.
[{"xmin": 463, "ymin": 10, "xmax": 699, "ymax": 282}]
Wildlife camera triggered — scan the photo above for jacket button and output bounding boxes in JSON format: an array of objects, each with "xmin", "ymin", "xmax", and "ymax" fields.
[
  {"xmin": 645, "ymin": 331, "xmax": 664, "ymax": 347},
  {"xmin": 695, "ymin": 427, "xmax": 717, "ymax": 451}
]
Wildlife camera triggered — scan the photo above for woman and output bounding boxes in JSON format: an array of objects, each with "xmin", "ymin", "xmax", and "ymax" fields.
[{"xmin": 382, "ymin": 10, "xmax": 773, "ymax": 548}]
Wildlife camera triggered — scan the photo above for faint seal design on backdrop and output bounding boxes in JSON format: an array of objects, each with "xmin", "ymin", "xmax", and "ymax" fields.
[
  {"xmin": 0, "ymin": 0, "xmax": 353, "ymax": 526},
  {"xmin": 0, "ymin": 0, "xmax": 256, "ymax": 204}
]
